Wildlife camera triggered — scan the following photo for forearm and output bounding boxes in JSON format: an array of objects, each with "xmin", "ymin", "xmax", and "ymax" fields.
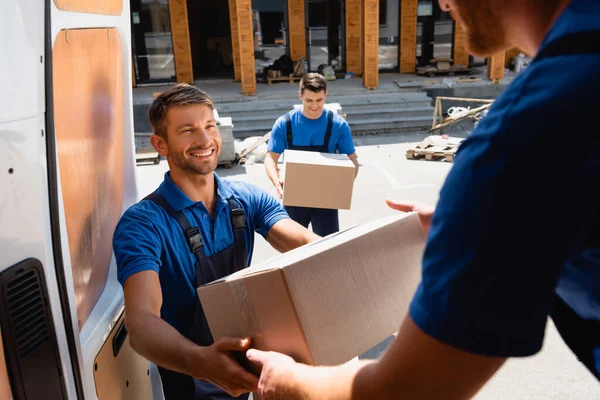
[
  {"xmin": 126, "ymin": 311, "xmax": 201, "ymax": 377},
  {"xmin": 295, "ymin": 360, "xmax": 378, "ymax": 400},
  {"xmin": 264, "ymin": 156, "xmax": 281, "ymax": 186}
]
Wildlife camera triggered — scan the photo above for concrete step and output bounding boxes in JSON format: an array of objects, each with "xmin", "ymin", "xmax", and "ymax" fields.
[
  {"xmin": 348, "ymin": 116, "xmax": 434, "ymax": 134},
  {"xmin": 215, "ymin": 92, "xmax": 432, "ymax": 113},
  {"xmin": 230, "ymin": 106, "xmax": 433, "ymax": 130},
  {"xmin": 231, "ymin": 115, "xmax": 433, "ymax": 138}
]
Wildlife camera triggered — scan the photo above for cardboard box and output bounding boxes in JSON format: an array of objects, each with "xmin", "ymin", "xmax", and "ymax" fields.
[
  {"xmin": 282, "ymin": 149, "xmax": 355, "ymax": 210},
  {"xmin": 197, "ymin": 213, "xmax": 425, "ymax": 367}
]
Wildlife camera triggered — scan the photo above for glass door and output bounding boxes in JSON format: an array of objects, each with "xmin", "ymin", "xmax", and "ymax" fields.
[
  {"xmin": 131, "ymin": 0, "xmax": 176, "ymax": 84},
  {"xmin": 306, "ymin": 0, "xmax": 345, "ymax": 73}
]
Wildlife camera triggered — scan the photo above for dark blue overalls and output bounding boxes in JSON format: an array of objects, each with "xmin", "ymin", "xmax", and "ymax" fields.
[
  {"xmin": 284, "ymin": 109, "xmax": 340, "ymax": 236},
  {"xmin": 534, "ymin": 30, "xmax": 600, "ymax": 381},
  {"xmin": 144, "ymin": 192, "xmax": 251, "ymax": 400}
]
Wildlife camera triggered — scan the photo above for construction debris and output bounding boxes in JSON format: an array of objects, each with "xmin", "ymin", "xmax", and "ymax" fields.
[{"xmin": 406, "ymin": 135, "xmax": 465, "ymax": 163}]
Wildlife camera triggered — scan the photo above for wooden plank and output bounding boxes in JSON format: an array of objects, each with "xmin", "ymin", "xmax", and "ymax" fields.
[
  {"xmin": 400, "ymin": 0, "xmax": 417, "ymax": 73},
  {"xmin": 288, "ymin": 0, "xmax": 307, "ymax": 61},
  {"xmin": 453, "ymin": 20, "xmax": 469, "ymax": 67},
  {"xmin": 362, "ymin": 0, "xmax": 379, "ymax": 88},
  {"xmin": 487, "ymin": 52, "xmax": 506, "ymax": 82},
  {"xmin": 53, "ymin": 0, "xmax": 122, "ymax": 15},
  {"xmin": 236, "ymin": 0, "xmax": 256, "ymax": 94},
  {"xmin": 345, "ymin": 0, "xmax": 362, "ymax": 76},
  {"xmin": 228, "ymin": 0, "xmax": 241, "ymax": 81},
  {"xmin": 168, "ymin": 0, "xmax": 194, "ymax": 83}
]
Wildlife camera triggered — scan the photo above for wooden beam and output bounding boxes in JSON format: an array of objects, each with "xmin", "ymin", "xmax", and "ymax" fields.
[
  {"xmin": 228, "ymin": 0, "xmax": 241, "ymax": 81},
  {"xmin": 288, "ymin": 0, "xmax": 306, "ymax": 61},
  {"xmin": 453, "ymin": 21, "xmax": 469, "ymax": 67},
  {"xmin": 345, "ymin": 0, "xmax": 362, "ymax": 76},
  {"xmin": 362, "ymin": 0, "xmax": 379, "ymax": 89},
  {"xmin": 400, "ymin": 0, "xmax": 417, "ymax": 73},
  {"xmin": 487, "ymin": 52, "xmax": 506, "ymax": 83},
  {"xmin": 236, "ymin": 0, "xmax": 256, "ymax": 95},
  {"xmin": 168, "ymin": 0, "xmax": 193, "ymax": 84}
]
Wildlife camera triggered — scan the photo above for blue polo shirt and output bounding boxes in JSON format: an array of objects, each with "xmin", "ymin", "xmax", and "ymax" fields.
[
  {"xmin": 113, "ymin": 172, "xmax": 288, "ymax": 336},
  {"xmin": 267, "ymin": 108, "xmax": 356, "ymax": 155},
  {"xmin": 409, "ymin": 0, "xmax": 600, "ymax": 360}
]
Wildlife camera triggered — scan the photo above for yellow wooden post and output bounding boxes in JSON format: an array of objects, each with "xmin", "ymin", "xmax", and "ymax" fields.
[
  {"xmin": 168, "ymin": 0, "xmax": 194, "ymax": 84},
  {"xmin": 228, "ymin": 0, "xmax": 241, "ymax": 81},
  {"xmin": 362, "ymin": 0, "xmax": 379, "ymax": 89},
  {"xmin": 487, "ymin": 52, "xmax": 506, "ymax": 83},
  {"xmin": 236, "ymin": 0, "xmax": 257, "ymax": 95},
  {"xmin": 345, "ymin": 0, "xmax": 362, "ymax": 76},
  {"xmin": 288, "ymin": 0, "xmax": 307, "ymax": 61},
  {"xmin": 400, "ymin": 0, "xmax": 417, "ymax": 74},
  {"xmin": 453, "ymin": 21, "xmax": 469, "ymax": 67}
]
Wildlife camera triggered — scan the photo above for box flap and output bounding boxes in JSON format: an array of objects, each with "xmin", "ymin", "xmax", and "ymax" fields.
[{"xmin": 283, "ymin": 149, "xmax": 355, "ymax": 168}]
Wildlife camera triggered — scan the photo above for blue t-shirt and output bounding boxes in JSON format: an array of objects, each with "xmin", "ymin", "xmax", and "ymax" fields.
[
  {"xmin": 410, "ymin": 0, "xmax": 600, "ymax": 359},
  {"xmin": 267, "ymin": 108, "xmax": 356, "ymax": 155},
  {"xmin": 113, "ymin": 172, "xmax": 288, "ymax": 336}
]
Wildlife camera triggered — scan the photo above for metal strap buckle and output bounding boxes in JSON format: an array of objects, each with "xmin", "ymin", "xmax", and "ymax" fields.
[
  {"xmin": 231, "ymin": 208, "xmax": 246, "ymax": 230},
  {"xmin": 185, "ymin": 227, "xmax": 204, "ymax": 252}
]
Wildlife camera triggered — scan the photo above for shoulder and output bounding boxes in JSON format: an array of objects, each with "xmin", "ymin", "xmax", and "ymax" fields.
[{"xmin": 329, "ymin": 109, "xmax": 349, "ymax": 128}]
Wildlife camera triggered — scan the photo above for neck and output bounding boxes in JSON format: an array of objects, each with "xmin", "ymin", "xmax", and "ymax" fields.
[
  {"xmin": 169, "ymin": 167, "xmax": 217, "ymax": 214},
  {"xmin": 301, "ymin": 107, "xmax": 323, "ymax": 120},
  {"xmin": 507, "ymin": 0, "xmax": 571, "ymax": 56}
]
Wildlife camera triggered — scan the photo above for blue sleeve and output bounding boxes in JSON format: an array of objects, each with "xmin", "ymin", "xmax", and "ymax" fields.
[
  {"xmin": 267, "ymin": 116, "xmax": 287, "ymax": 154},
  {"xmin": 335, "ymin": 120, "xmax": 356, "ymax": 155},
  {"xmin": 242, "ymin": 183, "xmax": 289, "ymax": 238},
  {"xmin": 409, "ymin": 73, "xmax": 599, "ymax": 357},
  {"xmin": 113, "ymin": 207, "xmax": 162, "ymax": 286}
]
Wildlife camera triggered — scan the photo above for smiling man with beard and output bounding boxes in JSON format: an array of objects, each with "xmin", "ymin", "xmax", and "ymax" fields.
[
  {"xmin": 246, "ymin": 0, "xmax": 600, "ymax": 398},
  {"xmin": 112, "ymin": 84, "xmax": 319, "ymax": 400}
]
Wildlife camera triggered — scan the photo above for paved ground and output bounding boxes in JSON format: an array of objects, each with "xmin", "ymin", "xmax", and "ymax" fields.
[{"xmin": 136, "ymin": 132, "xmax": 599, "ymax": 399}]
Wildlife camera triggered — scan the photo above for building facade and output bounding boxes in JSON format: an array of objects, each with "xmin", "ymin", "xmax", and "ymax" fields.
[{"xmin": 130, "ymin": 0, "xmax": 507, "ymax": 93}]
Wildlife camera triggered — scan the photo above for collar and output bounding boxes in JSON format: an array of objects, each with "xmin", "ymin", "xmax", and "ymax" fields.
[{"xmin": 156, "ymin": 172, "xmax": 234, "ymax": 211}]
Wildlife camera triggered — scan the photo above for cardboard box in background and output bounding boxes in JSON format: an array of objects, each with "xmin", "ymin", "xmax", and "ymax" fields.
[
  {"xmin": 282, "ymin": 149, "xmax": 355, "ymax": 210},
  {"xmin": 198, "ymin": 213, "xmax": 425, "ymax": 367}
]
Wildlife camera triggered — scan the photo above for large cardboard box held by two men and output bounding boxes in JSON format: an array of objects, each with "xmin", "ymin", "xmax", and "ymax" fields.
[
  {"xmin": 281, "ymin": 149, "xmax": 356, "ymax": 210},
  {"xmin": 197, "ymin": 213, "xmax": 425, "ymax": 367}
]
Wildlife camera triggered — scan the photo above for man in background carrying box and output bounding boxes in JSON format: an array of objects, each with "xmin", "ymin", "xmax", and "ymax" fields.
[{"xmin": 265, "ymin": 73, "xmax": 360, "ymax": 236}]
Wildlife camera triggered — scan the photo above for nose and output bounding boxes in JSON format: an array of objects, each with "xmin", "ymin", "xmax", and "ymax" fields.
[{"xmin": 193, "ymin": 127, "xmax": 211, "ymax": 147}]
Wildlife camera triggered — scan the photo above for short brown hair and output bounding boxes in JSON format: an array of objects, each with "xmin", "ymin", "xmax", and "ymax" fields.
[
  {"xmin": 299, "ymin": 73, "xmax": 327, "ymax": 95},
  {"xmin": 148, "ymin": 83, "xmax": 214, "ymax": 138}
]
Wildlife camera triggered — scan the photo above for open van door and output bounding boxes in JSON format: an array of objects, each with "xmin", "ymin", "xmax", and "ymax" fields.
[{"xmin": 0, "ymin": 0, "xmax": 161, "ymax": 398}]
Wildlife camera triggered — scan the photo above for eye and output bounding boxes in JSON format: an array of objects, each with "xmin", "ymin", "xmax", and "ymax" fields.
[
  {"xmin": 206, "ymin": 124, "xmax": 216, "ymax": 130},
  {"xmin": 182, "ymin": 128, "xmax": 192, "ymax": 134}
]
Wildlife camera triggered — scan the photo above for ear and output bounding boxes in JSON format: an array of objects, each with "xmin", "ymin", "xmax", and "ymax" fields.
[
  {"xmin": 150, "ymin": 134, "xmax": 169, "ymax": 157},
  {"xmin": 298, "ymin": 91, "xmax": 303, "ymax": 101}
]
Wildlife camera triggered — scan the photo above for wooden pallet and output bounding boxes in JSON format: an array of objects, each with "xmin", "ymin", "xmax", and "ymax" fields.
[
  {"xmin": 406, "ymin": 136, "xmax": 464, "ymax": 162},
  {"xmin": 267, "ymin": 74, "xmax": 302, "ymax": 85}
]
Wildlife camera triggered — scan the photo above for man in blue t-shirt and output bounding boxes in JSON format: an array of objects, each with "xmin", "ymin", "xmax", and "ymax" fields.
[
  {"xmin": 264, "ymin": 73, "xmax": 359, "ymax": 236},
  {"xmin": 246, "ymin": 0, "xmax": 600, "ymax": 398},
  {"xmin": 112, "ymin": 84, "xmax": 319, "ymax": 400}
]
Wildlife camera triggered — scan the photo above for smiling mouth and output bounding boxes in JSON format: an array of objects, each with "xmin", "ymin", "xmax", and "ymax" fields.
[{"xmin": 189, "ymin": 149, "xmax": 214, "ymax": 157}]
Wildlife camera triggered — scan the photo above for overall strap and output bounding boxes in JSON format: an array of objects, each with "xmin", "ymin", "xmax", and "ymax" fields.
[
  {"xmin": 285, "ymin": 112, "xmax": 293, "ymax": 148},
  {"xmin": 144, "ymin": 192, "xmax": 205, "ymax": 261},
  {"xmin": 323, "ymin": 109, "xmax": 334, "ymax": 150},
  {"xmin": 228, "ymin": 197, "xmax": 248, "ymax": 269},
  {"xmin": 535, "ymin": 30, "xmax": 600, "ymax": 61}
]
